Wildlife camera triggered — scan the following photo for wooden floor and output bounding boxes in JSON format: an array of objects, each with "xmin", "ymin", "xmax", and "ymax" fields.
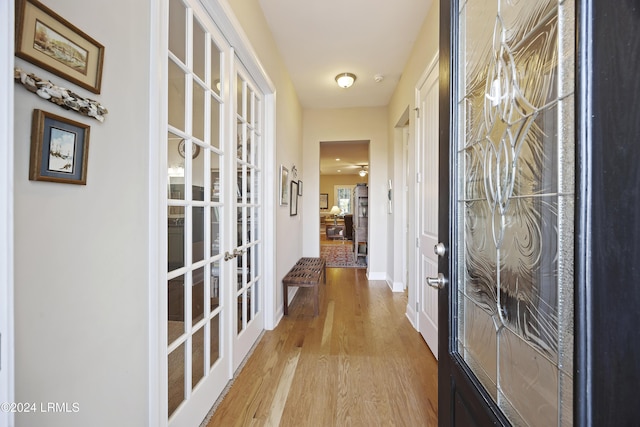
[{"xmin": 204, "ymin": 267, "xmax": 439, "ymax": 426}]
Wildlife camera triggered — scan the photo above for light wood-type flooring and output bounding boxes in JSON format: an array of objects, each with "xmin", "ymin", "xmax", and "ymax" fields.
[{"xmin": 204, "ymin": 267, "xmax": 439, "ymax": 426}]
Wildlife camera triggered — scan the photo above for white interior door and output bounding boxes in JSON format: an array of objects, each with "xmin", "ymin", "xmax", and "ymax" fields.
[
  {"xmin": 166, "ymin": 1, "xmax": 234, "ymax": 424},
  {"xmin": 231, "ymin": 60, "xmax": 264, "ymax": 371},
  {"xmin": 416, "ymin": 59, "xmax": 439, "ymax": 359}
]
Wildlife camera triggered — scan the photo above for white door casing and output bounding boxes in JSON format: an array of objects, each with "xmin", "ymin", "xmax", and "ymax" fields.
[
  {"xmin": 416, "ymin": 56, "xmax": 439, "ymax": 359},
  {"xmin": 1, "ymin": 0, "xmax": 15, "ymax": 425}
]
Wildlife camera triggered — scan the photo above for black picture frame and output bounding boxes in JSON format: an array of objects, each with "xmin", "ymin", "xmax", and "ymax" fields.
[
  {"xmin": 320, "ymin": 193, "xmax": 328, "ymax": 209},
  {"xmin": 290, "ymin": 181, "xmax": 298, "ymax": 216}
]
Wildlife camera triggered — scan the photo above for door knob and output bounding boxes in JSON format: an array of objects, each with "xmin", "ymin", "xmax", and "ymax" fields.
[
  {"xmin": 224, "ymin": 251, "xmax": 234, "ymax": 261},
  {"xmin": 426, "ymin": 273, "xmax": 447, "ymax": 289},
  {"xmin": 434, "ymin": 242, "xmax": 446, "ymax": 257},
  {"xmin": 233, "ymin": 248, "xmax": 246, "ymax": 257}
]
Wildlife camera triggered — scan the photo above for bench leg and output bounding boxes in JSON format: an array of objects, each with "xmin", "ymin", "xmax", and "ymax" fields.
[
  {"xmin": 313, "ymin": 283, "xmax": 319, "ymax": 316},
  {"xmin": 283, "ymin": 282, "xmax": 289, "ymax": 315}
]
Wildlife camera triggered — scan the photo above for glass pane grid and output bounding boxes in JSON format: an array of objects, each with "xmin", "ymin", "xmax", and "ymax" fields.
[{"xmin": 167, "ymin": 1, "xmax": 234, "ymax": 419}]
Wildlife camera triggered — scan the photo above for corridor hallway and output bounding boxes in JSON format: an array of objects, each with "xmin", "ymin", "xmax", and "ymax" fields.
[{"xmin": 204, "ymin": 268, "xmax": 438, "ymax": 426}]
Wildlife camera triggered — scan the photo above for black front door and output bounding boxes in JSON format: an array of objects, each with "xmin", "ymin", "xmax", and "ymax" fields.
[
  {"xmin": 437, "ymin": 0, "xmax": 575, "ymax": 425},
  {"xmin": 437, "ymin": 0, "xmax": 640, "ymax": 426}
]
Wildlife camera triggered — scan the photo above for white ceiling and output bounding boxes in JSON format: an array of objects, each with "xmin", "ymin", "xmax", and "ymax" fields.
[
  {"xmin": 257, "ymin": 0, "xmax": 433, "ymax": 110},
  {"xmin": 320, "ymin": 140, "xmax": 369, "ymax": 175}
]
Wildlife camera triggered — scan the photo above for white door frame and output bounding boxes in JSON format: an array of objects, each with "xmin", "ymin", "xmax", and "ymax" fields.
[
  {"xmin": 1, "ymin": 0, "xmax": 15, "ymax": 425},
  {"xmin": 414, "ymin": 54, "xmax": 440, "ymax": 358}
]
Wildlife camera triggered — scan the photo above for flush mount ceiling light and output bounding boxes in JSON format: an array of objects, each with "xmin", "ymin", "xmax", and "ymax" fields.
[
  {"xmin": 335, "ymin": 72, "xmax": 356, "ymax": 88},
  {"xmin": 359, "ymin": 166, "xmax": 368, "ymax": 177}
]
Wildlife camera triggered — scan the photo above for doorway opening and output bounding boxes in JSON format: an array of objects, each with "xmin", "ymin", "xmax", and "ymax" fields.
[{"xmin": 319, "ymin": 140, "xmax": 369, "ymax": 268}]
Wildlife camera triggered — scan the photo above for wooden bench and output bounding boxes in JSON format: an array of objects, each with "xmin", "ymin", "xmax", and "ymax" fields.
[{"xmin": 283, "ymin": 257, "xmax": 326, "ymax": 316}]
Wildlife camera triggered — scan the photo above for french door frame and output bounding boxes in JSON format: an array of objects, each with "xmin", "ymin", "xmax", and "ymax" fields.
[
  {"xmin": 438, "ymin": 0, "xmax": 640, "ymax": 425},
  {"xmin": 150, "ymin": 0, "xmax": 276, "ymax": 425}
]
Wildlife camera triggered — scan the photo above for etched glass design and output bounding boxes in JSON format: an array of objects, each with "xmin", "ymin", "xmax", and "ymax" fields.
[{"xmin": 456, "ymin": 0, "xmax": 574, "ymax": 425}]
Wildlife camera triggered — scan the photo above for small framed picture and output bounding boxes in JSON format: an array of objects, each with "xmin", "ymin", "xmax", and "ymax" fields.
[
  {"xmin": 290, "ymin": 181, "xmax": 299, "ymax": 216},
  {"xmin": 320, "ymin": 193, "xmax": 328, "ymax": 209},
  {"xmin": 15, "ymin": 0, "xmax": 105, "ymax": 93},
  {"xmin": 297, "ymin": 180, "xmax": 303, "ymax": 196},
  {"xmin": 279, "ymin": 165, "xmax": 289, "ymax": 206},
  {"xmin": 29, "ymin": 109, "xmax": 90, "ymax": 185}
]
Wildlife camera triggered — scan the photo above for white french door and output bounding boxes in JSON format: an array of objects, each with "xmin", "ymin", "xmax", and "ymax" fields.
[
  {"xmin": 231, "ymin": 61, "xmax": 264, "ymax": 371},
  {"xmin": 416, "ymin": 58, "xmax": 440, "ymax": 359},
  {"xmin": 165, "ymin": 1, "xmax": 264, "ymax": 425}
]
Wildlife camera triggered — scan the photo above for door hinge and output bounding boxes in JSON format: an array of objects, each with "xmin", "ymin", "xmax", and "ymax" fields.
[
  {"xmin": 416, "ymin": 172, "xmax": 422, "ymax": 183},
  {"xmin": 416, "ymin": 301, "xmax": 419, "ymax": 311},
  {"xmin": 416, "ymin": 237, "xmax": 420, "ymax": 248},
  {"xmin": 414, "ymin": 107, "xmax": 420, "ymax": 118}
]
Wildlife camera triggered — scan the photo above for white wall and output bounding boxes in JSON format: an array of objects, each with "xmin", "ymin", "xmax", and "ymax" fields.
[
  {"xmin": 13, "ymin": 1, "xmax": 151, "ymax": 425},
  {"xmin": 302, "ymin": 107, "xmax": 389, "ymax": 280}
]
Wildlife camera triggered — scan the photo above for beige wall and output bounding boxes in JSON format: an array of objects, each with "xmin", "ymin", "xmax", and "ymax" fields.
[
  {"xmin": 13, "ymin": 0, "xmax": 152, "ymax": 425},
  {"xmin": 320, "ymin": 174, "xmax": 368, "ymax": 210}
]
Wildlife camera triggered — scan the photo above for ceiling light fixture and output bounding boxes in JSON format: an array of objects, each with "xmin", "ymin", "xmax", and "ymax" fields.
[
  {"xmin": 335, "ymin": 72, "xmax": 356, "ymax": 88},
  {"xmin": 359, "ymin": 166, "xmax": 368, "ymax": 177}
]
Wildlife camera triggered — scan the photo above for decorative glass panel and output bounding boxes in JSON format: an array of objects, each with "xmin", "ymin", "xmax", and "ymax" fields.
[{"xmin": 455, "ymin": 0, "xmax": 574, "ymax": 425}]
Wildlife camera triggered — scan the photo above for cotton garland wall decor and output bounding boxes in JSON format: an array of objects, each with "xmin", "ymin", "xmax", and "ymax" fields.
[{"xmin": 14, "ymin": 67, "xmax": 108, "ymax": 122}]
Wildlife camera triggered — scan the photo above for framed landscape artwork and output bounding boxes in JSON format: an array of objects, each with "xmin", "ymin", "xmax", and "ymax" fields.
[{"xmin": 15, "ymin": 0, "xmax": 105, "ymax": 93}]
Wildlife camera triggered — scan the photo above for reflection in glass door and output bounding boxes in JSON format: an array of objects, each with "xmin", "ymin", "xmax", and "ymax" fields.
[{"xmin": 454, "ymin": 0, "xmax": 575, "ymax": 425}]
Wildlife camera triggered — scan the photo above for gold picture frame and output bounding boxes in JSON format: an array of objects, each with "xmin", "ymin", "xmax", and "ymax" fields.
[{"xmin": 15, "ymin": 0, "xmax": 105, "ymax": 94}]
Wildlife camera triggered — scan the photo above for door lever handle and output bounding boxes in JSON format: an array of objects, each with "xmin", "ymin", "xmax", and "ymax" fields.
[
  {"xmin": 233, "ymin": 248, "xmax": 246, "ymax": 257},
  {"xmin": 224, "ymin": 251, "xmax": 234, "ymax": 261},
  {"xmin": 426, "ymin": 273, "xmax": 447, "ymax": 289}
]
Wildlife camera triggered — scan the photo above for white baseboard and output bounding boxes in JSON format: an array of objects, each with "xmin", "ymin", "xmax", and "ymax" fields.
[
  {"xmin": 405, "ymin": 304, "xmax": 417, "ymax": 330},
  {"xmin": 366, "ymin": 271, "xmax": 386, "ymax": 281}
]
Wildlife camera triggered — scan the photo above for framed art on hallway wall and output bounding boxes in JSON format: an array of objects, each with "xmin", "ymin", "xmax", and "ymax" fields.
[
  {"xmin": 29, "ymin": 109, "xmax": 90, "ymax": 185},
  {"xmin": 320, "ymin": 193, "xmax": 328, "ymax": 209},
  {"xmin": 279, "ymin": 165, "xmax": 289, "ymax": 206},
  {"xmin": 15, "ymin": 0, "xmax": 105, "ymax": 93},
  {"xmin": 290, "ymin": 181, "xmax": 298, "ymax": 216}
]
